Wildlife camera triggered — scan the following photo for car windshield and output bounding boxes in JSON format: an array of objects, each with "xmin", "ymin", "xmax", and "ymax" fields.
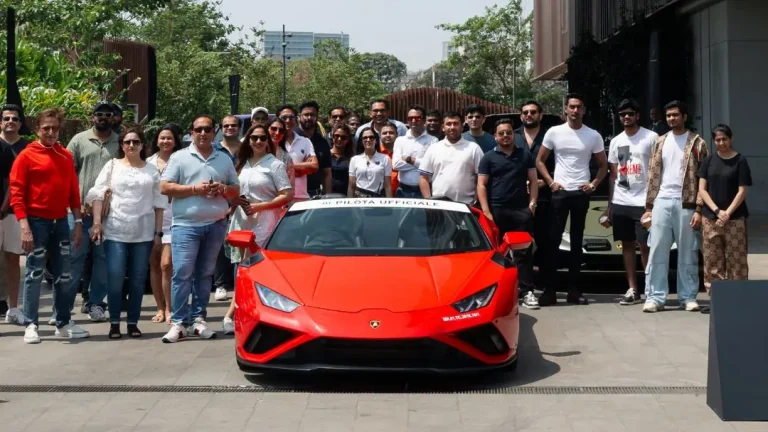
[{"xmin": 266, "ymin": 202, "xmax": 492, "ymax": 257}]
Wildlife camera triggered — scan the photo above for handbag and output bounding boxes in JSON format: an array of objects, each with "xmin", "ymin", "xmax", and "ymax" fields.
[{"xmin": 101, "ymin": 159, "xmax": 116, "ymax": 220}]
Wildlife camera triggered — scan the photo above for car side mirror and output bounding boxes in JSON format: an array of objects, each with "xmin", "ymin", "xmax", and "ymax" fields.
[
  {"xmin": 227, "ymin": 230, "xmax": 260, "ymax": 253},
  {"xmin": 503, "ymin": 232, "xmax": 533, "ymax": 251}
]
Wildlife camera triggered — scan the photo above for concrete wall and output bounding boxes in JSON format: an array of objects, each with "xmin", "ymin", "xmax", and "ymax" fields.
[{"xmin": 686, "ymin": 0, "xmax": 768, "ymax": 213}]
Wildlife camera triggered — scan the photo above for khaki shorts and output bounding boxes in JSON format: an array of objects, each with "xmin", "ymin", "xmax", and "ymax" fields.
[{"xmin": 0, "ymin": 214, "xmax": 23, "ymax": 255}]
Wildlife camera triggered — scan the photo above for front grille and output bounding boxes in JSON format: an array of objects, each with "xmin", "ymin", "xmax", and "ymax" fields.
[
  {"xmin": 243, "ymin": 323, "xmax": 295, "ymax": 354},
  {"xmin": 454, "ymin": 324, "xmax": 510, "ymax": 356},
  {"xmin": 271, "ymin": 338, "xmax": 485, "ymax": 370},
  {"xmin": 582, "ymin": 238, "xmax": 612, "ymax": 252}
]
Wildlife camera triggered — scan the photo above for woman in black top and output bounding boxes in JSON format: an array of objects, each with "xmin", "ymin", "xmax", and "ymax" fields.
[
  {"xmin": 329, "ymin": 124, "xmax": 354, "ymax": 195},
  {"xmin": 697, "ymin": 124, "xmax": 752, "ymax": 314}
]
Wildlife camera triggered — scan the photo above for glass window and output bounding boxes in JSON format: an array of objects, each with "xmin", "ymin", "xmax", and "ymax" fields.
[{"xmin": 266, "ymin": 207, "xmax": 491, "ymax": 256}]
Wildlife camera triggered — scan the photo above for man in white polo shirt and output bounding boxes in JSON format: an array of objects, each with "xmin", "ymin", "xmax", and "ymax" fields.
[
  {"xmin": 278, "ymin": 104, "xmax": 317, "ymax": 202},
  {"xmin": 393, "ymin": 104, "xmax": 438, "ymax": 198},
  {"xmin": 535, "ymin": 93, "xmax": 607, "ymax": 306},
  {"xmin": 418, "ymin": 111, "xmax": 484, "ymax": 205}
]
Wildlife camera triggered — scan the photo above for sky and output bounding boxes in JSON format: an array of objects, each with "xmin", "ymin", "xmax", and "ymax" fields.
[{"xmin": 220, "ymin": 0, "xmax": 533, "ymax": 72}]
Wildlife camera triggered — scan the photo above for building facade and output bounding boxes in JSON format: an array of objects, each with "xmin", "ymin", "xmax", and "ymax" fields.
[
  {"xmin": 261, "ymin": 31, "xmax": 349, "ymax": 60},
  {"xmin": 534, "ymin": 0, "xmax": 768, "ymax": 213}
]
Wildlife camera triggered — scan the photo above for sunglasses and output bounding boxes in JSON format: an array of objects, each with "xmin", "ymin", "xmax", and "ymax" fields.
[
  {"xmin": 332, "ymin": 134, "xmax": 348, "ymax": 140},
  {"xmin": 94, "ymin": 112, "xmax": 113, "ymax": 118},
  {"xmin": 521, "ymin": 110, "xmax": 538, "ymax": 115},
  {"xmin": 122, "ymin": 139, "xmax": 142, "ymax": 146},
  {"xmin": 361, "ymin": 136, "xmax": 376, "ymax": 141},
  {"xmin": 193, "ymin": 126, "xmax": 214, "ymax": 133},
  {"xmin": 496, "ymin": 131, "xmax": 515, "ymax": 137},
  {"xmin": 222, "ymin": 124, "xmax": 239, "ymax": 129},
  {"xmin": 2, "ymin": 116, "xmax": 20, "ymax": 122},
  {"xmin": 280, "ymin": 115, "xmax": 297, "ymax": 121},
  {"xmin": 619, "ymin": 111, "xmax": 637, "ymax": 118},
  {"xmin": 269, "ymin": 126, "xmax": 285, "ymax": 134},
  {"xmin": 371, "ymin": 109, "xmax": 387, "ymax": 114},
  {"xmin": 331, "ymin": 114, "xmax": 345, "ymax": 120},
  {"xmin": 249, "ymin": 134, "xmax": 269, "ymax": 142},
  {"xmin": 40, "ymin": 126, "xmax": 59, "ymax": 133},
  {"xmin": 407, "ymin": 116, "xmax": 423, "ymax": 122}
]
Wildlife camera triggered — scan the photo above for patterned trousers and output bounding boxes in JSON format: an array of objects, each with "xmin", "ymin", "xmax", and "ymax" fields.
[{"xmin": 701, "ymin": 217, "xmax": 749, "ymax": 288}]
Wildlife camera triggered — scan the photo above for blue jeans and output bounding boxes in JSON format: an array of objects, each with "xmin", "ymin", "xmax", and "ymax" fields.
[
  {"xmin": 104, "ymin": 240, "xmax": 152, "ymax": 324},
  {"xmin": 22, "ymin": 217, "xmax": 74, "ymax": 327},
  {"xmin": 396, "ymin": 184, "xmax": 423, "ymax": 198},
  {"xmin": 170, "ymin": 220, "xmax": 227, "ymax": 325},
  {"xmin": 645, "ymin": 197, "xmax": 701, "ymax": 305},
  {"xmin": 66, "ymin": 214, "xmax": 107, "ymax": 309}
]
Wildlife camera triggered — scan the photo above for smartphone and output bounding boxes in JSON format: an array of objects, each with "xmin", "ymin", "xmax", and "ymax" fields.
[{"xmin": 239, "ymin": 194, "xmax": 249, "ymax": 209}]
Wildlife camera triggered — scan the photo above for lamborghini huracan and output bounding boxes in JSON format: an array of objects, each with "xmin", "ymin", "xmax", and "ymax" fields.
[{"xmin": 226, "ymin": 197, "xmax": 532, "ymax": 373}]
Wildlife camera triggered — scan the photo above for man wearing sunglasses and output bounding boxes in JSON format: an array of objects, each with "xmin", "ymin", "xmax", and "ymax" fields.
[
  {"xmin": 393, "ymin": 105, "xmax": 438, "ymax": 198},
  {"xmin": 462, "ymin": 104, "xmax": 497, "ymax": 154},
  {"xmin": 160, "ymin": 114, "xmax": 240, "ymax": 343},
  {"xmin": 0, "ymin": 104, "xmax": 30, "ymax": 322},
  {"xmin": 325, "ymin": 106, "xmax": 347, "ymax": 142},
  {"xmin": 278, "ymin": 104, "xmax": 318, "ymax": 201},
  {"xmin": 294, "ymin": 101, "xmax": 332, "ymax": 197},
  {"xmin": 64, "ymin": 101, "xmax": 121, "ymax": 322},
  {"xmin": 355, "ymin": 99, "xmax": 407, "ymax": 141}
]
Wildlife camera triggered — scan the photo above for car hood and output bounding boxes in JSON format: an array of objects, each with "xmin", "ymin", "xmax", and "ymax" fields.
[{"xmin": 265, "ymin": 251, "xmax": 493, "ymax": 313}]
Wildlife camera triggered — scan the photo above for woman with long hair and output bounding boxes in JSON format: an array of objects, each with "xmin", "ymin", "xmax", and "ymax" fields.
[
  {"xmin": 329, "ymin": 124, "xmax": 354, "ymax": 195},
  {"xmin": 267, "ymin": 118, "xmax": 295, "ymax": 188},
  {"xmin": 221, "ymin": 124, "xmax": 293, "ymax": 334},
  {"xmin": 88, "ymin": 127, "xmax": 166, "ymax": 338},
  {"xmin": 146, "ymin": 125, "xmax": 182, "ymax": 324},
  {"xmin": 347, "ymin": 127, "xmax": 393, "ymax": 198},
  {"xmin": 697, "ymin": 124, "xmax": 752, "ymax": 314}
]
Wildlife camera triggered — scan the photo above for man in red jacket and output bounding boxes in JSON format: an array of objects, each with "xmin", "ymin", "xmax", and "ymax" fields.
[{"xmin": 9, "ymin": 108, "xmax": 89, "ymax": 344}]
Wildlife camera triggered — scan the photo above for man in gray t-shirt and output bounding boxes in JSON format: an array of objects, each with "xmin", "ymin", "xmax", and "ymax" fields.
[
  {"xmin": 159, "ymin": 115, "xmax": 239, "ymax": 343},
  {"xmin": 462, "ymin": 104, "xmax": 496, "ymax": 153}
]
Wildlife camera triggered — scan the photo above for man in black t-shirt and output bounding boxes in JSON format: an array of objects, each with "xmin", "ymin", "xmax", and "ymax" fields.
[
  {"xmin": 0, "ymin": 104, "xmax": 30, "ymax": 322},
  {"xmin": 295, "ymin": 101, "xmax": 332, "ymax": 197}
]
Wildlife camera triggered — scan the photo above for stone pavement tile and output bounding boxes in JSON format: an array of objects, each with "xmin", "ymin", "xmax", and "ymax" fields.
[
  {"xmin": 570, "ymin": 418, "xmax": 627, "ymax": 432},
  {"xmin": 307, "ymin": 392, "xmax": 358, "ymax": 409},
  {"xmin": 298, "ymin": 408, "xmax": 356, "ymax": 432},
  {"xmin": 407, "ymin": 393, "xmax": 459, "ymax": 410},
  {"xmin": 406, "ymin": 408, "xmax": 463, "ymax": 432},
  {"xmin": 731, "ymin": 422, "xmax": 768, "ymax": 432},
  {"xmin": 133, "ymin": 393, "xmax": 212, "ymax": 432},
  {"xmin": 22, "ymin": 392, "xmax": 112, "ymax": 432},
  {"xmin": 0, "ymin": 393, "xmax": 63, "ymax": 430},
  {"xmin": 191, "ymin": 393, "xmax": 259, "ymax": 430},
  {"xmin": 245, "ymin": 397, "xmax": 305, "ymax": 431},
  {"xmin": 78, "ymin": 393, "xmax": 158, "ymax": 432}
]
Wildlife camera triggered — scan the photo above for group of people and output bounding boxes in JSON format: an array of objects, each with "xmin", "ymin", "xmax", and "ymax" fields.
[{"xmin": 0, "ymin": 93, "xmax": 752, "ymax": 344}]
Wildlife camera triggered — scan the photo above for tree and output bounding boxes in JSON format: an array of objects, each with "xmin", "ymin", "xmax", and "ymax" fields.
[
  {"xmin": 353, "ymin": 53, "xmax": 407, "ymax": 93},
  {"xmin": 405, "ymin": 61, "xmax": 462, "ymax": 90},
  {"xmin": 438, "ymin": 0, "xmax": 531, "ymax": 107}
]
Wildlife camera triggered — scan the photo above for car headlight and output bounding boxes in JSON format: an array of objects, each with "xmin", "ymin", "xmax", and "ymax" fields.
[
  {"xmin": 255, "ymin": 283, "xmax": 300, "ymax": 313},
  {"xmin": 452, "ymin": 284, "xmax": 497, "ymax": 313}
]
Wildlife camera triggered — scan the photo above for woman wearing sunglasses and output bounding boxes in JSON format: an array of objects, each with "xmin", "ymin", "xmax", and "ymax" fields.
[
  {"xmin": 347, "ymin": 127, "xmax": 393, "ymax": 198},
  {"xmin": 267, "ymin": 118, "xmax": 295, "ymax": 189},
  {"xmin": 88, "ymin": 127, "xmax": 166, "ymax": 339},
  {"xmin": 221, "ymin": 125, "xmax": 293, "ymax": 334},
  {"xmin": 329, "ymin": 124, "xmax": 354, "ymax": 195}
]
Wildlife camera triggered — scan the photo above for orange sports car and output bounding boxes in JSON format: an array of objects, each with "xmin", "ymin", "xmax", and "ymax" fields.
[{"xmin": 227, "ymin": 197, "xmax": 532, "ymax": 373}]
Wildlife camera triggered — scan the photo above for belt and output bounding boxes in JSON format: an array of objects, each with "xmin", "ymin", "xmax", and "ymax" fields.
[{"xmin": 398, "ymin": 183, "xmax": 420, "ymax": 191}]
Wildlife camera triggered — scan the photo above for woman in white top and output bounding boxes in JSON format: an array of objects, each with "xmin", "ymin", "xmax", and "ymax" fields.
[
  {"xmin": 222, "ymin": 124, "xmax": 293, "ymax": 334},
  {"xmin": 348, "ymin": 127, "xmax": 393, "ymax": 198},
  {"xmin": 267, "ymin": 118, "xmax": 296, "ymax": 189},
  {"xmin": 88, "ymin": 127, "xmax": 166, "ymax": 339},
  {"xmin": 146, "ymin": 125, "xmax": 181, "ymax": 324}
]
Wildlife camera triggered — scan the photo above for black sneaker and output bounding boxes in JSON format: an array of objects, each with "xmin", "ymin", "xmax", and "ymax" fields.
[
  {"xmin": 566, "ymin": 290, "xmax": 589, "ymax": 305},
  {"xmin": 538, "ymin": 289, "xmax": 558, "ymax": 307},
  {"xmin": 619, "ymin": 288, "xmax": 642, "ymax": 305}
]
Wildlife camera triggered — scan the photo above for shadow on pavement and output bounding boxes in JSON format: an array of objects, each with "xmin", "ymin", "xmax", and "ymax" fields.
[{"xmin": 241, "ymin": 311, "xmax": 575, "ymax": 393}]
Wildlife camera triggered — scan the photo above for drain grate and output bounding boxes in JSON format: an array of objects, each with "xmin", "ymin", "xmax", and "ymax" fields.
[{"xmin": 0, "ymin": 385, "xmax": 707, "ymax": 395}]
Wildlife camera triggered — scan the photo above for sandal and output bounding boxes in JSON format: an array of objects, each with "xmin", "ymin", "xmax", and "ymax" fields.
[
  {"xmin": 151, "ymin": 311, "xmax": 165, "ymax": 323},
  {"xmin": 108, "ymin": 324, "xmax": 122, "ymax": 339},
  {"xmin": 165, "ymin": 310, "xmax": 172, "ymax": 325},
  {"xmin": 127, "ymin": 324, "xmax": 142, "ymax": 338}
]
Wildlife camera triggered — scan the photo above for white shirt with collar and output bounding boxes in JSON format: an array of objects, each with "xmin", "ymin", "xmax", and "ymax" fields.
[
  {"xmin": 392, "ymin": 129, "xmax": 439, "ymax": 186},
  {"xmin": 349, "ymin": 152, "xmax": 392, "ymax": 193},
  {"xmin": 418, "ymin": 138, "xmax": 484, "ymax": 205}
]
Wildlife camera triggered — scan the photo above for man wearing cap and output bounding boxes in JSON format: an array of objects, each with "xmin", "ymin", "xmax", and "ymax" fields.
[
  {"xmin": 111, "ymin": 103, "xmax": 124, "ymax": 135},
  {"xmin": 64, "ymin": 101, "xmax": 120, "ymax": 323},
  {"xmin": 251, "ymin": 107, "xmax": 269, "ymax": 128}
]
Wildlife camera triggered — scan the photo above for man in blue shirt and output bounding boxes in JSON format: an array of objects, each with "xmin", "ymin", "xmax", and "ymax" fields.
[
  {"xmin": 160, "ymin": 114, "xmax": 240, "ymax": 343},
  {"xmin": 462, "ymin": 104, "xmax": 497, "ymax": 153}
]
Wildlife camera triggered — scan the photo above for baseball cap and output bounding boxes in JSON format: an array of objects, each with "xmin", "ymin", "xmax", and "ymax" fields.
[
  {"xmin": 111, "ymin": 103, "xmax": 123, "ymax": 116},
  {"xmin": 93, "ymin": 101, "xmax": 114, "ymax": 113},
  {"xmin": 251, "ymin": 107, "xmax": 269, "ymax": 117}
]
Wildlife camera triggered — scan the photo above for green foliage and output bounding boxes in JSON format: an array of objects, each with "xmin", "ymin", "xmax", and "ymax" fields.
[{"xmin": 353, "ymin": 52, "xmax": 407, "ymax": 93}]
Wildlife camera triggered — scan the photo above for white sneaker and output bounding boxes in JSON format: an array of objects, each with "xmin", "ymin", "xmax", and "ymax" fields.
[
  {"xmin": 48, "ymin": 317, "xmax": 57, "ymax": 326},
  {"xmin": 643, "ymin": 302, "xmax": 664, "ymax": 313},
  {"xmin": 190, "ymin": 317, "xmax": 217, "ymax": 339},
  {"xmin": 161, "ymin": 323, "xmax": 188, "ymax": 343},
  {"xmin": 89, "ymin": 305, "xmax": 107, "ymax": 322},
  {"xmin": 222, "ymin": 317, "xmax": 235, "ymax": 335},
  {"xmin": 214, "ymin": 287, "xmax": 228, "ymax": 301},
  {"xmin": 521, "ymin": 292, "xmax": 540, "ymax": 309},
  {"xmin": 685, "ymin": 301, "xmax": 700, "ymax": 312},
  {"xmin": 55, "ymin": 321, "xmax": 90, "ymax": 339},
  {"xmin": 24, "ymin": 324, "xmax": 41, "ymax": 344},
  {"xmin": 4, "ymin": 308, "xmax": 27, "ymax": 325}
]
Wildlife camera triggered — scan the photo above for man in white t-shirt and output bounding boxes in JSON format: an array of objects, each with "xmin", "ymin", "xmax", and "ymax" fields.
[
  {"xmin": 278, "ymin": 105, "xmax": 318, "ymax": 201},
  {"xmin": 600, "ymin": 99, "xmax": 658, "ymax": 306},
  {"xmin": 419, "ymin": 111, "xmax": 484, "ymax": 205},
  {"xmin": 535, "ymin": 93, "xmax": 607, "ymax": 306}
]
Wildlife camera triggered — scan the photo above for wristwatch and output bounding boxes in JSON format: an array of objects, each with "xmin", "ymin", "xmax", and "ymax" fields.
[
  {"xmin": 529, "ymin": 201, "xmax": 537, "ymax": 208},
  {"xmin": 74, "ymin": 218, "xmax": 83, "ymax": 224},
  {"xmin": 155, "ymin": 231, "xmax": 164, "ymax": 238}
]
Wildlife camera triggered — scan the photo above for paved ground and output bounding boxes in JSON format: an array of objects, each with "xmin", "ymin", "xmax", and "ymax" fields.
[{"xmin": 0, "ymin": 216, "xmax": 765, "ymax": 431}]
